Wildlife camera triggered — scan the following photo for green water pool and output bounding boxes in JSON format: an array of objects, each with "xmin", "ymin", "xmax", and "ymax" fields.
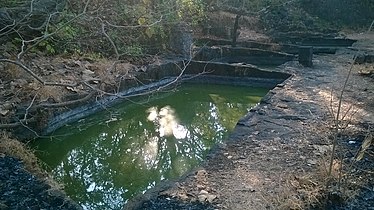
[{"xmin": 32, "ymin": 83, "xmax": 268, "ymax": 209}]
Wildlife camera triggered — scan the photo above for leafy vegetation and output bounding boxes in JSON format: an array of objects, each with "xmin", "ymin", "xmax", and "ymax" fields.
[
  {"xmin": 2, "ymin": 0, "xmax": 372, "ymax": 58},
  {"xmin": 2, "ymin": 0, "xmax": 25, "ymax": 7},
  {"xmin": 301, "ymin": 0, "xmax": 374, "ymax": 27},
  {"xmin": 0, "ymin": 0, "xmax": 209, "ymax": 58}
]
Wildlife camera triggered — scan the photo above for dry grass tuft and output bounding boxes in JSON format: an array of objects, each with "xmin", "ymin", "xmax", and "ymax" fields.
[
  {"xmin": 0, "ymin": 132, "xmax": 67, "ymax": 195},
  {"xmin": 278, "ymin": 174, "xmax": 324, "ymax": 209},
  {"xmin": 273, "ymin": 188, "xmax": 304, "ymax": 210},
  {"xmin": 37, "ymin": 85, "xmax": 67, "ymax": 102},
  {"xmin": 2, "ymin": 63, "xmax": 23, "ymax": 80},
  {"xmin": 0, "ymin": 132, "xmax": 46, "ymax": 178},
  {"xmin": 265, "ymin": 173, "xmax": 325, "ymax": 210},
  {"xmin": 354, "ymin": 63, "xmax": 374, "ymax": 77},
  {"xmin": 270, "ymin": 156, "xmax": 348, "ymax": 210},
  {"xmin": 318, "ymin": 157, "xmax": 342, "ymax": 180}
]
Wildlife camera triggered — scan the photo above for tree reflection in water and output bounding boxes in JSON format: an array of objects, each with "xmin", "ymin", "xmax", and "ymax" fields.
[{"xmin": 32, "ymin": 84, "xmax": 268, "ymax": 209}]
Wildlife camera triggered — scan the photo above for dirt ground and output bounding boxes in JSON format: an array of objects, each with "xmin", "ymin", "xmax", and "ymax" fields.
[
  {"xmin": 0, "ymin": 27, "xmax": 373, "ymax": 210},
  {"xmin": 126, "ymin": 33, "xmax": 374, "ymax": 209}
]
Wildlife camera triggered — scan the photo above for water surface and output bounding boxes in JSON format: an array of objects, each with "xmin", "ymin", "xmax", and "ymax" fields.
[{"xmin": 32, "ymin": 83, "xmax": 268, "ymax": 209}]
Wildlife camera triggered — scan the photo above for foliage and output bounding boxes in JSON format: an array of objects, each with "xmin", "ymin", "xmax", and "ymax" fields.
[
  {"xmin": 2, "ymin": 0, "xmax": 26, "ymax": 7},
  {"xmin": 37, "ymin": 40, "xmax": 56, "ymax": 55},
  {"xmin": 258, "ymin": 0, "xmax": 339, "ymax": 33},
  {"xmin": 51, "ymin": 15, "xmax": 87, "ymax": 54},
  {"xmin": 300, "ymin": 0, "xmax": 374, "ymax": 27},
  {"xmin": 121, "ymin": 44, "xmax": 144, "ymax": 57},
  {"xmin": 0, "ymin": 0, "xmax": 209, "ymax": 59},
  {"xmin": 207, "ymin": 0, "xmax": 290, "ymax": 12},
  {"xmin": 2, "ymin": 0, "xmax": 373, "ymax": 59},
  {"xmin": 176, "ymin": 0, "xmax": 206, "ymax": 25}
]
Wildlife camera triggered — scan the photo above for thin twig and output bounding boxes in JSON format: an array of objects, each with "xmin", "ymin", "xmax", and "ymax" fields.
[
  {"xmin": 0, "ymin": 0, "xmax": 36, "ymax": 37},
  {"xmin": 0, "ymin": 59, "xmax": 78, "ymax": 87},
  {"xmin": 18, "ymin": 0, "xmax": 92, "ymax": 58},
  {"xmin": 24, "ymin": 94, "xmax": 38, "ymax": 121},
  {"xmin": 328, "ymin": 55, "xmax": 357, "ymax": 176},
  {"xmin": 101, "ymin": 22, "xmax": 120, "ymax": 60},
  {"xmin": 19, "ymin": 120, "xmax": 41, "ymax": 138},
  {"xmin": 328, "ymin": 19, "xmax": 374, "ymax": 177},
  {"xmin": 37, "ymin": 92, "xmax": 95, "ymax": 108},
  {"xmin": 0, "ymin": 118, "xmax": 36, "ymax": 129},
  {"xmin": 0, "ymin": 59, "xmax": 44, "ymax": 84}
]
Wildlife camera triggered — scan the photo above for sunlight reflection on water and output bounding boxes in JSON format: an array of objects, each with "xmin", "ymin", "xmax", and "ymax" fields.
[{"xmin": 147, "ymin": 105, "xmax": 190, "ymax": 140}]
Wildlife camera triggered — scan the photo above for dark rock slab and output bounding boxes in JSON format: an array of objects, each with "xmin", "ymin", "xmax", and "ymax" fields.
[
  {"xmin": 195, "ymin": 37, "xmax": 280, "ymax": 48},
  {"xmin": 194, "ymin": 46, "xmax": 295, "ymax": 66},
  {"xmin": 0, "ymin": 156, "xmax": 81, "ymax": 209},
  {"xmin": 301, "ymin": 37, "xmax": 357, "ymax": 47},
  {"xmin": 270, "ymin": 32, "xmax": 357, "ymax": 49},
  {"xmin": 169, "ymin": 23, "xmax": 193, "ymax": 58},
  {"xmin": 195, "ymin": 38, "xmax": 337, "ymax": 56},
  {"xmin": 355, "ymin": 53, "xmax": 374, "ymax": 64},
  {"xmin": 270, "ymin": 31, "xmax": 339, "ymax": 44},
  {"xmin": 185, "ymin": 61, "xmax": 291, "ymax": 81},
  {"xmin": 132, "ymin": 195, "xmax": 215, "ymax": 210},
  {"xmin": 298, "ymin": 46, "xmax": 313, "ymax": 67}
]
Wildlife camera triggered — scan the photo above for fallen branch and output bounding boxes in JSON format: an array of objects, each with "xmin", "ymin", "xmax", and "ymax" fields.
[
  {"xmin": 0, "ymin": 118, "xmax": 36, "ymax": 129},
  {"xmin": 24, "ymin": 94, "xmax": 38, "ymax": 121},
  {"xmin": 101, "ymin": 22, "xmax": 120, "ymax": 60},
  {"xmin": 0, "ymin": 58, "xmax": 78, "ymax": 87},
  {"xmin": 37, "ymin": 92, "xmax": 96, "ymax": 108},
  {"xmin": 81, "ymin": 59, "xmax": 211, "ymax": 101},
  {"xmin": 0, "ymin": 92, "xmax": 95, "ymax": 129}
]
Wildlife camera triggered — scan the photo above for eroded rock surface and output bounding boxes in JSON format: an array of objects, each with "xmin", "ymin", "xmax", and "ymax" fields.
[{"xmin": 0, "ymin": 156, "xmax": 81, "ymax": 210}]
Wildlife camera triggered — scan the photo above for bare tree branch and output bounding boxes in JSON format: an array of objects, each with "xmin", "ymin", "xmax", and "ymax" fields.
[
  {"xmin": 24, "ymin": 94, "xmax": 38, "ymax": 121},
  {"xmin": 0, "ymin": 58, "xmax": 77, "ymax": 87},
  {"xmin": 37, "ymin": 92, "xmax": 96, "ymax": 108},
  {"xmin": 0, "ymin": 0, "xmax": 37, "ymax": 37},
  {"xmin": 101, "ymin": 22, "xmax": 120, "ymax": 60},
  {"xmin": 18, "ymin": 9, "xmax": 89, "ymax": 58},
  {"xmin": 0, "ymin": 118, "xmax": 36, "ymax": 129},
  {"xmin": 0, "ymin": 58, "xmax": 45, "ymax": 84}
]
